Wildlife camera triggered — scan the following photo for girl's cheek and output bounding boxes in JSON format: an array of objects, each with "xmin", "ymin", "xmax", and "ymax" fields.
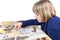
[{"xmin": 35, "ymin": 15, "xmax": 41, "ymax": 22}]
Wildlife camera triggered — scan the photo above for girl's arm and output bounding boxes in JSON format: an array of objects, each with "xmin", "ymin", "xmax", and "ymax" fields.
[
  {"xmin": 20, "ymin": 19, "xmax": 41, "ymax": 27},
  {"xmin": 15, "ymin": 19, "xmax": 42, "ymax": 29}
]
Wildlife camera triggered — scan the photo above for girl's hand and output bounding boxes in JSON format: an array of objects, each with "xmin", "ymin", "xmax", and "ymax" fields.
[{"xmin": 15, "ymin": 22, "xmax": 22, "ymax": 30}]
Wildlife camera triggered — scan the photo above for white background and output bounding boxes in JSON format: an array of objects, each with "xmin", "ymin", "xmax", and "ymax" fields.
[{"xmin": 0, "ymin": 0, "xmax": 60, "ymax": 22}]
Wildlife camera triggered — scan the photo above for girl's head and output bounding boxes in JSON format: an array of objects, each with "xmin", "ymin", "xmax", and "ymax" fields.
[{"xmin": 33, "ymin": 0, "xmax": 56, "ymax": 22}]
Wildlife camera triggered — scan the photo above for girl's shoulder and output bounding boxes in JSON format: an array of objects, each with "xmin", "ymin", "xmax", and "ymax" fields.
[
  {"xmin": 49, "ymin": 16, "xmax": 60, "ymax": 23},
  {"xmin": 47, "ymin": 16, "xmax": 60, "ymax": 30}
]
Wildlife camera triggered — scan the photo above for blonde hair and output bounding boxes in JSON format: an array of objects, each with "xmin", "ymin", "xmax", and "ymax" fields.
[{"xmin": 33, "ymin": 0, "xmax": 56, "ymax": 22}]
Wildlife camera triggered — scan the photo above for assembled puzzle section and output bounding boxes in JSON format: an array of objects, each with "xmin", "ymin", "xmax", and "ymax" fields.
[{"xmin": 0, "ymin": 21, "xmax": 52, "ymax": 40}]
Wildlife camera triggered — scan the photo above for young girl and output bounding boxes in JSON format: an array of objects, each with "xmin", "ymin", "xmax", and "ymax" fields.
[{"xmin": 15, "ymin": 0, "xmax": 60, "ymax": 40}]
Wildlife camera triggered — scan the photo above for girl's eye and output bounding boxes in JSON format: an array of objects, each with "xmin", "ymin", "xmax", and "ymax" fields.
[{"xmin": 36, "ymin": 14, "xmax": 38, "ymax": 16}]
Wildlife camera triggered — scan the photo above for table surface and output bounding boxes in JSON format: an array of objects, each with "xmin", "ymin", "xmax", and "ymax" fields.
[{"xmin": 0, "ymin": 22, "xmax": 52, "ymax": 40}]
